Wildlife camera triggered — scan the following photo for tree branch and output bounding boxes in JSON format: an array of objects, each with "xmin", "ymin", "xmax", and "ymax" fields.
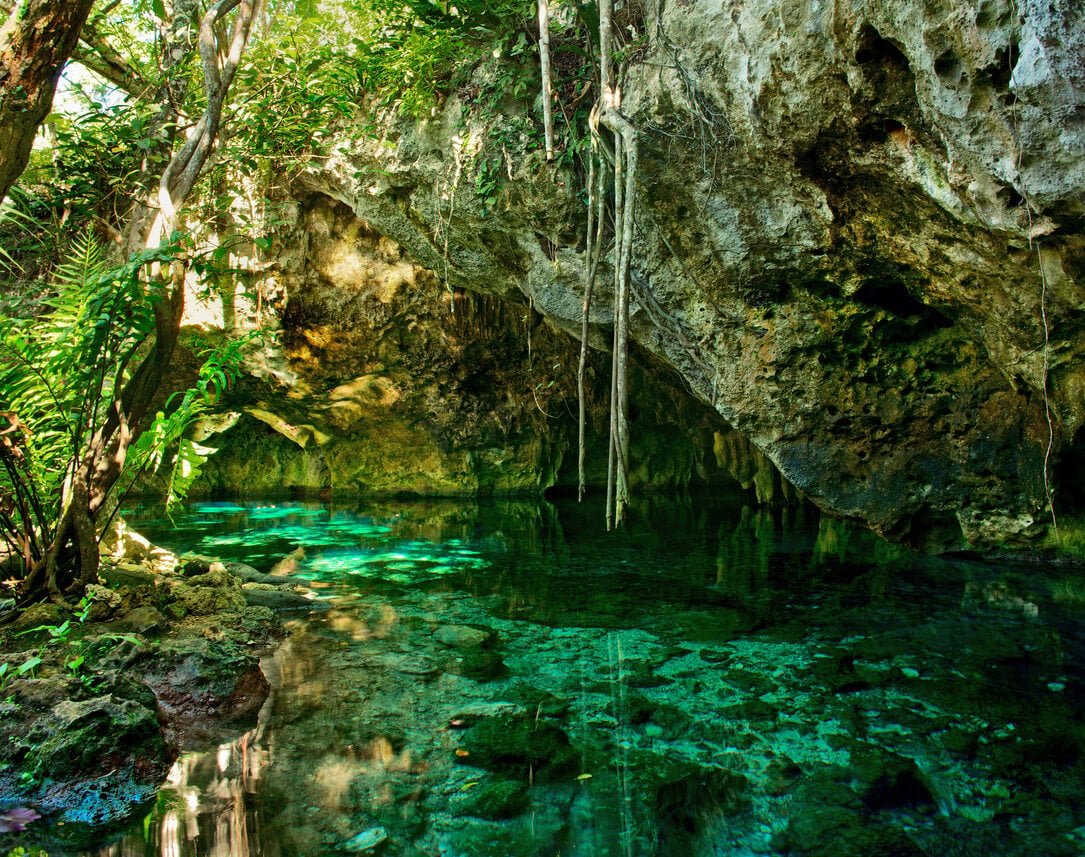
[{"xmin": 71, "ymin": 18, "xmax": 151, "ymax": 98}]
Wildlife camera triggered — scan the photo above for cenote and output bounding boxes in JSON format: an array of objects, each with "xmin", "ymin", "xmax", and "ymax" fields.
[
  {"xmin": 2, "ymin": 0, "xmax": 1083, "ymax": 854},
  {"xmin": 62, "ymin": 494, "xmax": 1085, "ymax": 857}
]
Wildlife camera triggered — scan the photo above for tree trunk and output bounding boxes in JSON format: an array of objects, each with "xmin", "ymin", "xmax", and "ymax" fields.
[
  {"xmin": 19, "ymin": 0, "xmax": 258, "ymax": 602},
  {"xmin": 0, "ymin": 0, "xmax": 96, "ymax": 202}
]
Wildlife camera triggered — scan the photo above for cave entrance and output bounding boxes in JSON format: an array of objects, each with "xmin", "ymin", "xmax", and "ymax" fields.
[{"xmin": 1054, "ymin": 426, "xmax": 1085, "ymax": 514}]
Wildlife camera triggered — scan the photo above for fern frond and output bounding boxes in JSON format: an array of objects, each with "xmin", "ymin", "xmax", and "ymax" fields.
[
  {"xmin": 166, "ymin": 438, "xmax": 211, "ymax": 515},
  {"xmin": 45, "ymin": 230, "xmax": 107, "ymax": 336},
  {"xmin": 0, "ymin": 189, "xmax": 49, "ymax": 275}
]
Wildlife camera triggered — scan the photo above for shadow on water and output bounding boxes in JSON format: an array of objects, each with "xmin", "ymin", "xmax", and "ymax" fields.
[{"xmin": 39, "ymin": 493, "xmax": 1085, "ymax": 855}]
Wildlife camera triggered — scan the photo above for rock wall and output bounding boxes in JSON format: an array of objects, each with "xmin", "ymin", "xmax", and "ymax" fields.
[
  {"xmin": 272, "ymin": 0, "xmax": 1083, "ymax": 549},
  {"xmin": 195, "ymin": 198, "xmax": 782, "ymax": 500}
]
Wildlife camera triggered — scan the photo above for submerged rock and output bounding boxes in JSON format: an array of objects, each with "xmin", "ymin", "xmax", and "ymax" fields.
[
  {"xmin": 434, "ymin": 624, "xmax": 493, "ymax": 649},
  {"xmin": 342, "ymin": 826, "xmax": 388, "ymax": 852},
  {"xmin": 778, "ymin": 804, "xmax": 926, "ymax": 857},
  {"xmin": 456, "ymin": 714, "xmax": 578, "ymax": 782},
  {"xmin": 454, "ymin": 779, "xmax": 529, "ymax": 820},
  {"xmin": 654, "ymin": 765, "xmax": 750, "ymax": 851},
  {"xmin": 443, "ymin": 648, "xmax": 508, "ymax": 682}
]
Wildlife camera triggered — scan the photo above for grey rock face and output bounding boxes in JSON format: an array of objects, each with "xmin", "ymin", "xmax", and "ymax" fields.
[{"xmin": 286, "ymin": 0, "xmax": 1082, "ymax": 547}]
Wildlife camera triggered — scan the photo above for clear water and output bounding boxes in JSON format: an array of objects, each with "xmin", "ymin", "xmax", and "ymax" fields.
[{"xmin": 79, "ymin": 495, "xmax": 1085, "ymax": 855}]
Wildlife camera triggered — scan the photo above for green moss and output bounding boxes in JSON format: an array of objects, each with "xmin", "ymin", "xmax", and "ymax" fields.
[{"xmin": 1041, "ymin": 514, "xmax": 1085, "ymax": 560}]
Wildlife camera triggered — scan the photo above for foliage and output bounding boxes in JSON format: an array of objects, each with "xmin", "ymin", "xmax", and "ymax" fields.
[
  {"xmin": 0, "ymin": 232, "xmax": 249, "ymax": 589},
  {"xmin": 1, "ymin": 825, "xmax": 45, "ymax": 842},
  {"xmin": 8, "ymin": 596, "xmax": 141, "ymax": 692},
  {"xmin": 122, "ymin": 331, "xmax": 256, "ymax": 515},
  {"xmin": 0, "ymin": 190, "xmax": 56, "ymax": 311},
  {"xmin": 227, "ymin": 18, "xmax": 362, "ymax": 164},
  {"xmin": 223, "ymin": 0, "xmax": 538, "ymax": 166},
  {"xmin": 0, "ymin": 656, "xmax": 41, "ymax": 695},
  {"xmin": 46, "ymin": 97, "xmax": 161, "ymax": 222},
  {"xmin": 0, "ymin": 192, "xmax": 43, "ymax": 274},
  {"xmin": 0, "ymin": 232, "xmax": 159, "ymax": 561},
  {"xmin": 356, "ymin": 0, "xmax": 538, "ymax": 116}
]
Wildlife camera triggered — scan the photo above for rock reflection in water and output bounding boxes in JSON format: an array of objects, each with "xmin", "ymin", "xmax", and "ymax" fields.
[{"xmin": 96, "ymin": 641, "xmax": 290, "ymax": 857}]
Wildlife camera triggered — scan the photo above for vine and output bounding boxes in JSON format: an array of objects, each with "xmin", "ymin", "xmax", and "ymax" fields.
[
  {"xmin": 1005, "ymin": 0, "xmax": 1059, "ymax": 540},
  {"xmin": 571, "ymin": 0, "xmax": 643, "ymax": 528}
]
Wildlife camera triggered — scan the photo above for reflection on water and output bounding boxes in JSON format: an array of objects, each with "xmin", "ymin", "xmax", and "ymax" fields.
[{"xmin": 73, "ymin": 494, "xmax": 1085, "ymax": 856}]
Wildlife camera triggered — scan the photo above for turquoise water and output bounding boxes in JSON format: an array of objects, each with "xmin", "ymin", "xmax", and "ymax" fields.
[{"xmin": 88, "ymin": 495, "xmax": 1085, "ymax": 855}]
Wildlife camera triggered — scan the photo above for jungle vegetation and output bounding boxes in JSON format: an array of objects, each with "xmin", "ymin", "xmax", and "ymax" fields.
[{"xmin": 0, "ymin": 0, "xmax": 647, "ymax": 603}]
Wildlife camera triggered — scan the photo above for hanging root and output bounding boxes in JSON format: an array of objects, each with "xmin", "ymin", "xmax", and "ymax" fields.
[
  {"xmin": 584, "ymin": 0, "xmax": 639, "ymax": 528},
  {"xmin": 610, "ymin": 106, "xmax": 637, "ymax": 527},
  {"xmin": 577, "ymin": 138, "xmax": 606, "ymax": 501},
  {"xmin": 1036, "ymin": 239, "xmax": 1059, "ymax": 540},
  {"xmin": 538, "ymin": 0, "xmax": 555, "ymax": 161},
  {"xmin": 1003, "ymin": 6, "xmax": 1060, "ymax": 541}
]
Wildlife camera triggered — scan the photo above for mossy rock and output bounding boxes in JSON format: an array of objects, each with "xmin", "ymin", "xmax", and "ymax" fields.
[
  {"xmin": 455, "ymin": 779, "xmax": 530, "ymax": 820},
  {"xmin": 0, "ymin": 675, "xmax": 172, "ymax": 830},
  {"xmin": 170, "ymin": 570, "xmax": 246, "ymax": 615},
  {"xmin": 141, "ymin": 635, "xmax": 269, "ymax": 745},
  {"xmin": 456, "ymin": 714, "xmax": 577, "ymax": 782},
  {"xmin": 8, "ymin": 602, "xmax": 67, "ymax": 631},
  {"xmin": 114, "ymin": 605, "xmax": 168, "ymax": 636}
]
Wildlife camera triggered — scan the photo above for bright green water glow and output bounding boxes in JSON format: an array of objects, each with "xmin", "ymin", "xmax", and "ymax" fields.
[{"xmin": 84, "ymin": 496, "xmax": 1085, "ymax": 857}]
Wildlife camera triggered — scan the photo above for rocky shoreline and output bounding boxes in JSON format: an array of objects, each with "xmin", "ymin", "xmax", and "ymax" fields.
[{"xmin": 0, "ymin": 526, "xmax": 322, "ymax": 854}]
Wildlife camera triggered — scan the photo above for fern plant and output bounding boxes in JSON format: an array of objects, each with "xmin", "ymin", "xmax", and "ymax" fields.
[
  {"xmin": 0, "ymin": 232, "xmax": 247, "ymax": 600},
  {"xmin": 117, "ymin": 332, "xmax": 254, "ymax": 517}
]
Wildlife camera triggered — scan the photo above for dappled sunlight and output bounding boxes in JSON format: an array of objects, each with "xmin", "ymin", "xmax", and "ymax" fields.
[{"xmin": 328, "ymin": 603, "xmax": 399, "ymax": 641}]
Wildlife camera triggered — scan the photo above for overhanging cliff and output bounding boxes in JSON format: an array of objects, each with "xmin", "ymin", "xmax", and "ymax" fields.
[{"xmin": 215, "ymin": 0, "xmax": 1083, "ymax": 549}]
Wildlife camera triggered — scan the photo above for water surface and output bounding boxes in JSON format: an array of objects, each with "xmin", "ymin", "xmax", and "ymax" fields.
[{"xmin": 84, "ymin": 495, "xmax": 1085, "ymax": 855}]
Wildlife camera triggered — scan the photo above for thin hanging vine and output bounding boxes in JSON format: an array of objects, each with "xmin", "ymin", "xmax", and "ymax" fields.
[{"xmin": 538, "ymin": 0, "xmax": 556, "ymax": 161}]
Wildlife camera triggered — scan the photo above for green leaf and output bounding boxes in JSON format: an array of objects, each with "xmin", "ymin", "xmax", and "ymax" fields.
[{"xmin": 48, "ymin": 620, "xmax": 71, "ymax": 639}]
